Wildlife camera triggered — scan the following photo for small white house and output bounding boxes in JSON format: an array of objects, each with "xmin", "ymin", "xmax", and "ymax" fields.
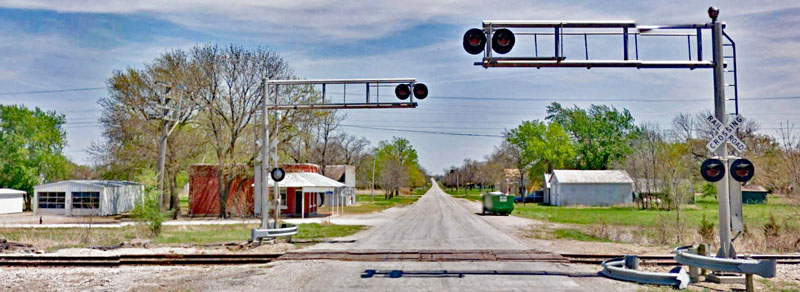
[
  {"xmin": 34, "ymin": 180, "xmax": 144, "ymax": 216},
  {"xmin": 0, "ymin": 188, "xmax": 25, "ymax": 214},
  {"xmin": 549, "ymin": 170, "xmax": 634, "ymax": 206},
  {"xmin": 323, "ymin": 165, "xmax": 356, "ymax": 206}
]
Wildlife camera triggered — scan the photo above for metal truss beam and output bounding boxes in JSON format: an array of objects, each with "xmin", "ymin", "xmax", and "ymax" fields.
[
  {"xmin": 477, "ymin": 59, "xmax": 714, "ymax": 69},
  {"xmin": 271, "ymin": 102, "xmax": 417, "ymax": 110},
  {"xmin": 266, "ymin": 78, "xmax": 415, "ymax": 85}
]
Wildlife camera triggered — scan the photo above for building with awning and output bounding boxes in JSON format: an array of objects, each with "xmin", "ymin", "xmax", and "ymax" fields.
[{"xmin": 255, "ymin": 171, "xmax": 345, "ymax": 218}]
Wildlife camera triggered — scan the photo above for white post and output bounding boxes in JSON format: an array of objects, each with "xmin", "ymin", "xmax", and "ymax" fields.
[
  {"xmin": 301, "ymin": 191, "xmax": 305, "ymax": 219},
  {"xmin": 261, "ymin": 79, "xmax": 270, "ymax": 229}
]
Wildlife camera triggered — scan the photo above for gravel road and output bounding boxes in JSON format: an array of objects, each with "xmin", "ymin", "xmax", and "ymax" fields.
[{"xmin": 309, "ymin": 180, "xmax": 524, "ymax": 250}]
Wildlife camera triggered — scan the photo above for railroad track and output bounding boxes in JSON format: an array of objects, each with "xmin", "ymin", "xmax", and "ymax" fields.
[
  {"xmin": 1, "ymin": 251, "xmax": 798, "ymax": 267},
  {"xmin": 561, "ymin": 253, "xmax": 800, "ymax": 265},
  {"xmin": 0, "ymin": 253, "xmax": 281, "ymax": 267}
]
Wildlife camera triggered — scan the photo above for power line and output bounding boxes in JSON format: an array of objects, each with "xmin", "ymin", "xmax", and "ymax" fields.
[
  {"xmin": 0, "ymin": 87, "xmax": 105, "ymax": 96},
  {"xmin": 341, "ymin": 124, "xmax": 504, "ymax": 138}
]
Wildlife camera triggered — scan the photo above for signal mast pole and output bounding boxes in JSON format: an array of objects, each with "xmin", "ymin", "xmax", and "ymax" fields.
[{"xmin": 710, "ymin": 9, "xmax": 733, "ymax": 258}]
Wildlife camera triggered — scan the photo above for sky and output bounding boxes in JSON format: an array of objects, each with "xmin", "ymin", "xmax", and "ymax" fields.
[{"xmin": 1, "ymin": 1, "xmax": 800, "ymax": 175}]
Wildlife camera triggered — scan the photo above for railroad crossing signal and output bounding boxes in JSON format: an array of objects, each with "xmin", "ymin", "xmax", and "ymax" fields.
[
  {"xmin": 700, "ymin": 158, "xmax": 726, "ymax": 182},
  {"xmin": 705, "ymin": 114, "xmax": 747, "ymax": 153},
  {"xmin": 729, "ymin": 158, "xmax": 754, "ymax": 182},
  {"xmin": 270, "ymin": 167, "xmax": 285, "ymax": 182}
]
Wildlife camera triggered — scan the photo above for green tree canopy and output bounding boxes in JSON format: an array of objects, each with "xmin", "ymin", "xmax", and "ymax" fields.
[
  {"xmin": 507, "ymin": 120, "xmax": 575, "ymax": 182},
  {"xmin": 546, "ymin": 102, "xmax": 637, "ymax": 170},
  {"xmin": 0, "ymin": 105, "xmax": 69, "ymax": 210},
  {"xmin": 374, "ymin": 137, "xmax": 426, "ymax": 195}
]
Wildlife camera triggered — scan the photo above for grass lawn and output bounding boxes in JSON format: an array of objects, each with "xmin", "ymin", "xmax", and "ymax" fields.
[
  {"xmin": 512, "ymin": 195, "xmax": 798, "ymax": 229},
  {"xmin": 0, "ymin": 223, "xmax": 365, "ymax": 251},
  {"xmin": 179, "ymin": 193, "xmax": 189, "ymax": 210},
  {"xmin": 318, "ymin": 185, "xmax": 429, "ymax": 214},
  {"xmin": 443, "ymin": 187, "xmax": 485, "ymax": 202}
]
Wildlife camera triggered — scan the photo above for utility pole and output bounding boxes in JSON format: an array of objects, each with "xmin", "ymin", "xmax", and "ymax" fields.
[
  {"xmin": 371, "ymin": 153, "xmax": 376, "ymax": 203},
  {"xmin": 157, "ymin": 97, "xmax": 168, "ymax": 210},
  {"xmin": 154, "ymin": 81, "xmax": 189, "ymax": 212}
]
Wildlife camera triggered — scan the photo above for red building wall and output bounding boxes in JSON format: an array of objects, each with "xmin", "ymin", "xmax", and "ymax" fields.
[{"xmin": 188, "ymin": 165, "xmax": 254, "ymax": 216}]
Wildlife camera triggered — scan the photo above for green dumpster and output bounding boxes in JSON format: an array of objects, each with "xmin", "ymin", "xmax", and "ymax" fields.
[{"xmin": 482, "ymin": 191, "xmax": 514, "ymax": 215}]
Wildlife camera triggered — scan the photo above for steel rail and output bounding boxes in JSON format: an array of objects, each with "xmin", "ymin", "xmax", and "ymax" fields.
[{"xmin": 2, "ymin": 251, "xmax": 797, "ymax": 267}]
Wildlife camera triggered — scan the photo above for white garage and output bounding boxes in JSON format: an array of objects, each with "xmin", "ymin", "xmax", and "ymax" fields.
[
  {"xmin": 549, "ymin": 170, "xmax": 634, "ymax": 206},
  {"xmin": 34, "ymin": 180, "xmax": 144, "ymax": 216},
  {"xmin": 0, "ymin": 188, "xmax": 25, "ymax": 214}
]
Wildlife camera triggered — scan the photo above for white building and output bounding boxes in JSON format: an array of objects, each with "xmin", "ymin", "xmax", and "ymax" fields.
[
  {"xmin": 0, "ymin": 188, "xmax": 25, "ymax": 214},
  {"xmin": 34, "ymin": 180, "xmax": 144, "ymax": 216},
  {"xmin": 323, "ymin": 165, "xmax": 356, "ymax": 206},
  {"xmin": 542, "ymin": 173, "xmax": 552, "ymax": 205},
  {"xmin": 548, "ymin": 170, "xmax": 634, "ymax": 206}
]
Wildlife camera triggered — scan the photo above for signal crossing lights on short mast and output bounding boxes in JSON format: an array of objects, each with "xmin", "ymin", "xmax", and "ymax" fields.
[{"xmin": 700, "ymin": 158, "xmax": 755, "ymax": 183}]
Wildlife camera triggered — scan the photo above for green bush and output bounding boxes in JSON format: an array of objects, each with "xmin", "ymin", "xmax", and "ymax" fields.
[
  {"xmin": 701, "ymin": 183, "xmax": 717, "ymax": 198},
  {"xmin": 698, "ymin": 214, "xmax": 715, "ymax": 243},
  {"xmin": 763, "ymin": 213, "xmax": 780, "ymax": 239},
  {"xmin": 132, "ymin": 190, "xmax": 165, "ymax": 237}
]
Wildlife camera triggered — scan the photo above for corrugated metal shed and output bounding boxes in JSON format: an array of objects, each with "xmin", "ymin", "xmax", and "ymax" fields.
[
  {"xmin": 33, "ymin": 180, "xmax": 144, "ymax": 216},
  {"xmin": 549, "ymin": 170, "xmax": 634, "ymax": 206},
  {"xmin": 551, "ymin": 170, "xmax": 633, "ymax": 184}
]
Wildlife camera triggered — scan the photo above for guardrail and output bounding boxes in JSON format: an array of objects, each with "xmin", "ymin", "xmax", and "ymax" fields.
[
  {"xmin": 600, "ymin": 256, "xmax": 690, "ymax": 289},
  {"xmin": 673, "ymin": 245, "xmax": 776, "ymax": 278},
  {"xmin": 251, "ymin": 223, "xmax": 299, "ymax": 241}
]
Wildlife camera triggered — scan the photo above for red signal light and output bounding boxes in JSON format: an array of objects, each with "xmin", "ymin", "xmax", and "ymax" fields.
[
  {"xmin": 491, "ymin": 28, "xmax": 515, "ymax": 54},
  {"xmin": 730, "ymin": 159, "xmax": 754, "ymax": 182},
  {"xmin": 413, "ymin": 83, "xmax": 428, "ymax": 99},
  {"xmin": 395, "ymin": 84, "xmax": 411, "ymax": 100},
  {"xmin": 463, "ymin": 28, "xmax": 487, "ymax": 55},
  {"xmin": 700, "ymin": 158, "xmax": 725, "ymax": 182}
]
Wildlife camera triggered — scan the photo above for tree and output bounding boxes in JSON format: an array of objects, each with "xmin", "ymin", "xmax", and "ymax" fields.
[
  {"xmin": 507, "ymin": 120, "xmax": 575, "ymax": 185},
  {"xmin": 191, "ymin": 44, "xmax": 294, "ymax": 218},
  {"xmin": 95, "ymin": 49, "xmax": 205, "ymax": 215},
  {"xmin": 494, "ymin": 139, "xmax": 527, "ymax": 194},
  {"xmin": 374, "ymin": 137, "xmax": 425, "ymax": 197},
  {"xmin": 546, "ymin": 102, "xmax": 637, "ymax": 170},
  {"xmin": 0, "ymin": 105, "xmax": 69, "ymax": 210}
]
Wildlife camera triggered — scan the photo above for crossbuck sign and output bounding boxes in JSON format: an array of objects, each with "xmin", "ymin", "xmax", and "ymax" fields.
[{"xmin": 705, "ymin": 114, "xmax": 747, "ymax": 153}]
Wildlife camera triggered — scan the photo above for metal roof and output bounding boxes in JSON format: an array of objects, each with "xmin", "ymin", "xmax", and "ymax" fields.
[
  {"xmin": 266, "ymin": 172, "xmax": 345, "ymax": 189},
  {"xmin": 35, "ymin": 180, "xmax": 141, "ymax": 189},
  {"xmin": 0, "ymin": 188, "xmax": 25, "ymax": 195},
  {"xmin": 551, "ymin": 170, "xmax": 633, "ymax": 184},
  {"xmin": 742, "ymin": 185, "xmax": 767, "ymax": 192}
]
